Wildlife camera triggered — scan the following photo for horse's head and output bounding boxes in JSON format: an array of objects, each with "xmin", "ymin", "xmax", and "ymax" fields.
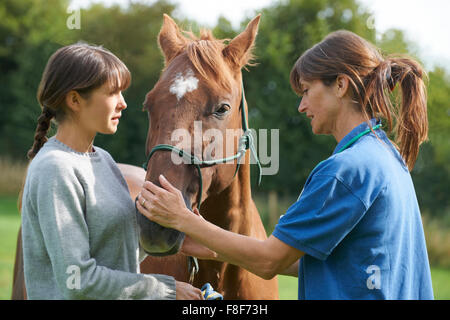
[{"xmin": 137, "ymin": 14, "xmax": 260, "ymax": 256}]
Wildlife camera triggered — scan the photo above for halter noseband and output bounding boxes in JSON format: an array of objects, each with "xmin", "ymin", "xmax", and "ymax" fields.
[{"xmin": 142, "ymin": 81, "xmax": 262, "ymax": 209}]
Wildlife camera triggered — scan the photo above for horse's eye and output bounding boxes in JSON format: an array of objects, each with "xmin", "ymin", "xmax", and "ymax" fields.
[{"xmin": 214, "ymin": 104, "xmax": 231, "ymax": 117}]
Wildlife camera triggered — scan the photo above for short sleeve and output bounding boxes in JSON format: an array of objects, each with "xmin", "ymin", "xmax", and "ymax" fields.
[{"xmin": 272, "ymin": 174, "xmax": 368, "ymax": 260}]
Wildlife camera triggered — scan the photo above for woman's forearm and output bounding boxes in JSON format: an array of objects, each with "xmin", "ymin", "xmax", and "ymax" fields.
[
  {"xmin": 280, "ymin": 260, "xmax": 299, "ymax": 277},
  {"xmin": 136, "ymin": 176, "xmax": 302, "ymax": 279},
  {"xmin": 180, "ymin": 209, "xmax": 277, "ymax": 280}
]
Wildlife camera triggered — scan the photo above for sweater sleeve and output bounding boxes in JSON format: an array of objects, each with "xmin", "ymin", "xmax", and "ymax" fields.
[
  {"xmin": 139, "ymin": 243, "xmax": 149, "ymax": 264},
  {"xmin": 28, "ymin": 160, "xmax": 176, "ymax": 300}
]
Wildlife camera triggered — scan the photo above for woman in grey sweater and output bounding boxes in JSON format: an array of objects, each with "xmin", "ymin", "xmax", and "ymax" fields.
[{"xmin": 21, "ymin": 43, "xmax": 202, "ymax": 300}]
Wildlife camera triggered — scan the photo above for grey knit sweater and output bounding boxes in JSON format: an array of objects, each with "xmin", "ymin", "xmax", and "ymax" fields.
[{"xmin": 21, "ymin": 137, "xmax": 176, "ymax": 300}]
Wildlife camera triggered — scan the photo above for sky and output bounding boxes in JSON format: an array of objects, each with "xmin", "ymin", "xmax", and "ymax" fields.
[{"xmin": 69, "ymin": 0, "xmax": 450, "ymax": 71}]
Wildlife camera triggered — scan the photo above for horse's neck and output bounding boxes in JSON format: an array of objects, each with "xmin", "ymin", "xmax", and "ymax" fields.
[
  {"xmin": 201, "ymin": 161, "xmax": 266, "ymax": 239},
  {"xmin": 196, "ymin": 160, "xmax": 276, "ymax": 299}
]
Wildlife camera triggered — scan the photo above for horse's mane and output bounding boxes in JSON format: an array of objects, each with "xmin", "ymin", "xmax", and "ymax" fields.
[{"xmin": 178, "ymin": 29, "xmax": 255, "ymax": 91}]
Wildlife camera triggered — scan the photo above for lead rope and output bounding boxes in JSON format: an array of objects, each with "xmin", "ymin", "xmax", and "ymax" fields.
[{"xmin": 188, "ymin": 255, "xmax": 199, "ymax": 284}]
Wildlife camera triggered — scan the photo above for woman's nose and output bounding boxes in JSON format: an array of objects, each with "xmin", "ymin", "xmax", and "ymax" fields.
[
  {"xmin": 298, "ymin": 97, "xmax": 306, "ymax": 113},
  {"xmin": 119, "ymin": 92, "xmax": 127, "ymax": 110}
]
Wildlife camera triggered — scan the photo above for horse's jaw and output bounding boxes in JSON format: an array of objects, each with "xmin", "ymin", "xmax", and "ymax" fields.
[
  {"xmin": 136, "ymin": 193, "xmax": 194, "ymax": 256},
  {"xmin": 135, "ymin": 190, "xmax": 195, "ymax": 256},
  {"xmin": 135, "ymin": 204, "xmax": 186, "ymax": 256}
]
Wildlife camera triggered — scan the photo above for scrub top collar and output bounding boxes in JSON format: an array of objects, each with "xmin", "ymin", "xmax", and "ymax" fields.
[{"xmin": 332, "ymin": 118, "xmax": 382, "ymax": 155}]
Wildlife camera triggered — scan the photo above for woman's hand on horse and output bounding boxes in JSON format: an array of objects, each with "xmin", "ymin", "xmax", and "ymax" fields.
[
  {"xmin": 175, "ymin": 281, "xmax": 204, "ymax": 300},
  {"xmin": 136, "ymin": 174, "xmax": 191, "ymax": 231},
  {"xmin": 181, "ymin": 234, "xmax": 218, "ymax": 260},
  {"xmin": 180, "ymin": 208, "xmax": 218, "ymax": 260}
]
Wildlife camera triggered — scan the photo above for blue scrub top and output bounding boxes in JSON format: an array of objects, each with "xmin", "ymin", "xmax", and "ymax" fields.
[{"xmin": 273, "ymin": 118, "xmax": 433, "ymax": 300}]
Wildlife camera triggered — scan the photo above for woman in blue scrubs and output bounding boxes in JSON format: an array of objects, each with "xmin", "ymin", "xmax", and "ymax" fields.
[{"xmin": 136, "ymin": 30, "xmax": 433, "ymax": 299}]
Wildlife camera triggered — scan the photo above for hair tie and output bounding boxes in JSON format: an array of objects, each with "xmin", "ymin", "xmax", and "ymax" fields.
[
  {"xmin": 384, "ymin": 60, "xmax": 396, "ymax": 92},
  {"xmin": 43, "ymin": 106, "xmax": 56, "ymax": 117}
]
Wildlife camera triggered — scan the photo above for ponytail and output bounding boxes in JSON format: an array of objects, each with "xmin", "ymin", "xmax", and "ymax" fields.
[
  {"xmin": 392, "ymin": 58, "xmax": 428, "ymax": 170},
  {"xmin": 27, "ymin": 107, "xmax": 55, "ymax": 160},
  {"xmin": 364, "ymin": 56, "xmax": 428, "ymax": 170}
]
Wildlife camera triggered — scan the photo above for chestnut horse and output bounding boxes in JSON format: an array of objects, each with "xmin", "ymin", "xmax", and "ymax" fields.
[{"xmin": 11, "ymin": 14, "xmax": 278, "ymax": 300}]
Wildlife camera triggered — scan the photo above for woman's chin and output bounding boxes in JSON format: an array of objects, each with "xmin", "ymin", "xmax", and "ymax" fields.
[
  {"xmin": 102, "ymin": 126, "xmax": 118, "ymax": 135},
  {"xmin": 310, "ymin": 122, "xmax": 318, "ymax": 134},
  {"xmin": 311, "ymin": 125, "xmax": 324, "ymax": 135}
]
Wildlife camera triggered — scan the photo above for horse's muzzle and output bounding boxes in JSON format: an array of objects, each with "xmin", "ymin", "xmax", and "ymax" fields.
[{"xmin": 135, "ymin": 197, "xmax": 185, "ymax": 256}]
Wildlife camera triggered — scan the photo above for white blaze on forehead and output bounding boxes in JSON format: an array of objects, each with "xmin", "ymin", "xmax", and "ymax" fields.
[{"xmin": 169, "ymin": 69, "xmax": 199, "ymax": 101}]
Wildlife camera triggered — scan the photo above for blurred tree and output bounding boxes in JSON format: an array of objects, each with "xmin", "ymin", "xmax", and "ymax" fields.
[
  {"xmin": 213, "ymin": 16, "xmax": 236, "ymax": 39},
  {"xmin": 426, "ymin": 67, "xmax": 450, "ymax": 167},
  {"xmin": 412, "ymin": 67, "xmax": 450, "ymax": 219},
  {"xmin": 0, "ymin": 0, "xmax": 74, "ymax": 159}
]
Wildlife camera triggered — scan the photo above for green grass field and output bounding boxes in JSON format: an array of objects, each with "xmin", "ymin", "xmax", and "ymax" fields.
[
  {"xmin": 0, "ymin": 196, "xmax": 21, "ymax": 299},
  {"xmin": 1, "ymin": 195, "xmax": 449, "ymax": 300}
]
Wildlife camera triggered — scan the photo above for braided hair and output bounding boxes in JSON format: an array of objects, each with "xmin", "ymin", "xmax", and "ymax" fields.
[{"xmin": 27, "ymin": 107, "xmax": 55, "ymax": 159}]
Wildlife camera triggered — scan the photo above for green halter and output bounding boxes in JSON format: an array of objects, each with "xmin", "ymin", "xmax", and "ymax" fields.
[{"xmin": 142, "ymin": 81, "xmax": 262, "ymax": 209}]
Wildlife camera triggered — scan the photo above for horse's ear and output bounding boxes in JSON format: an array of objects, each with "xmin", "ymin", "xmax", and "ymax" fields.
[
  {"xmin": 158, "ymin": 14, "xmax": 188, "ymax": 65},
  {"xmin": 223, "ymin": 14, "xmax": 261, "ymax": 70}
]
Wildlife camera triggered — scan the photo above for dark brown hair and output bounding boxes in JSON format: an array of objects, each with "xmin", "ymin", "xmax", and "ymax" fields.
[
  {"xmin": 27, "ymin": 42, "xmax": 131, "ymax": 159},
  {"xmin": 290, "ymin": 30, "xmax": 428, "ymax": 171}
]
